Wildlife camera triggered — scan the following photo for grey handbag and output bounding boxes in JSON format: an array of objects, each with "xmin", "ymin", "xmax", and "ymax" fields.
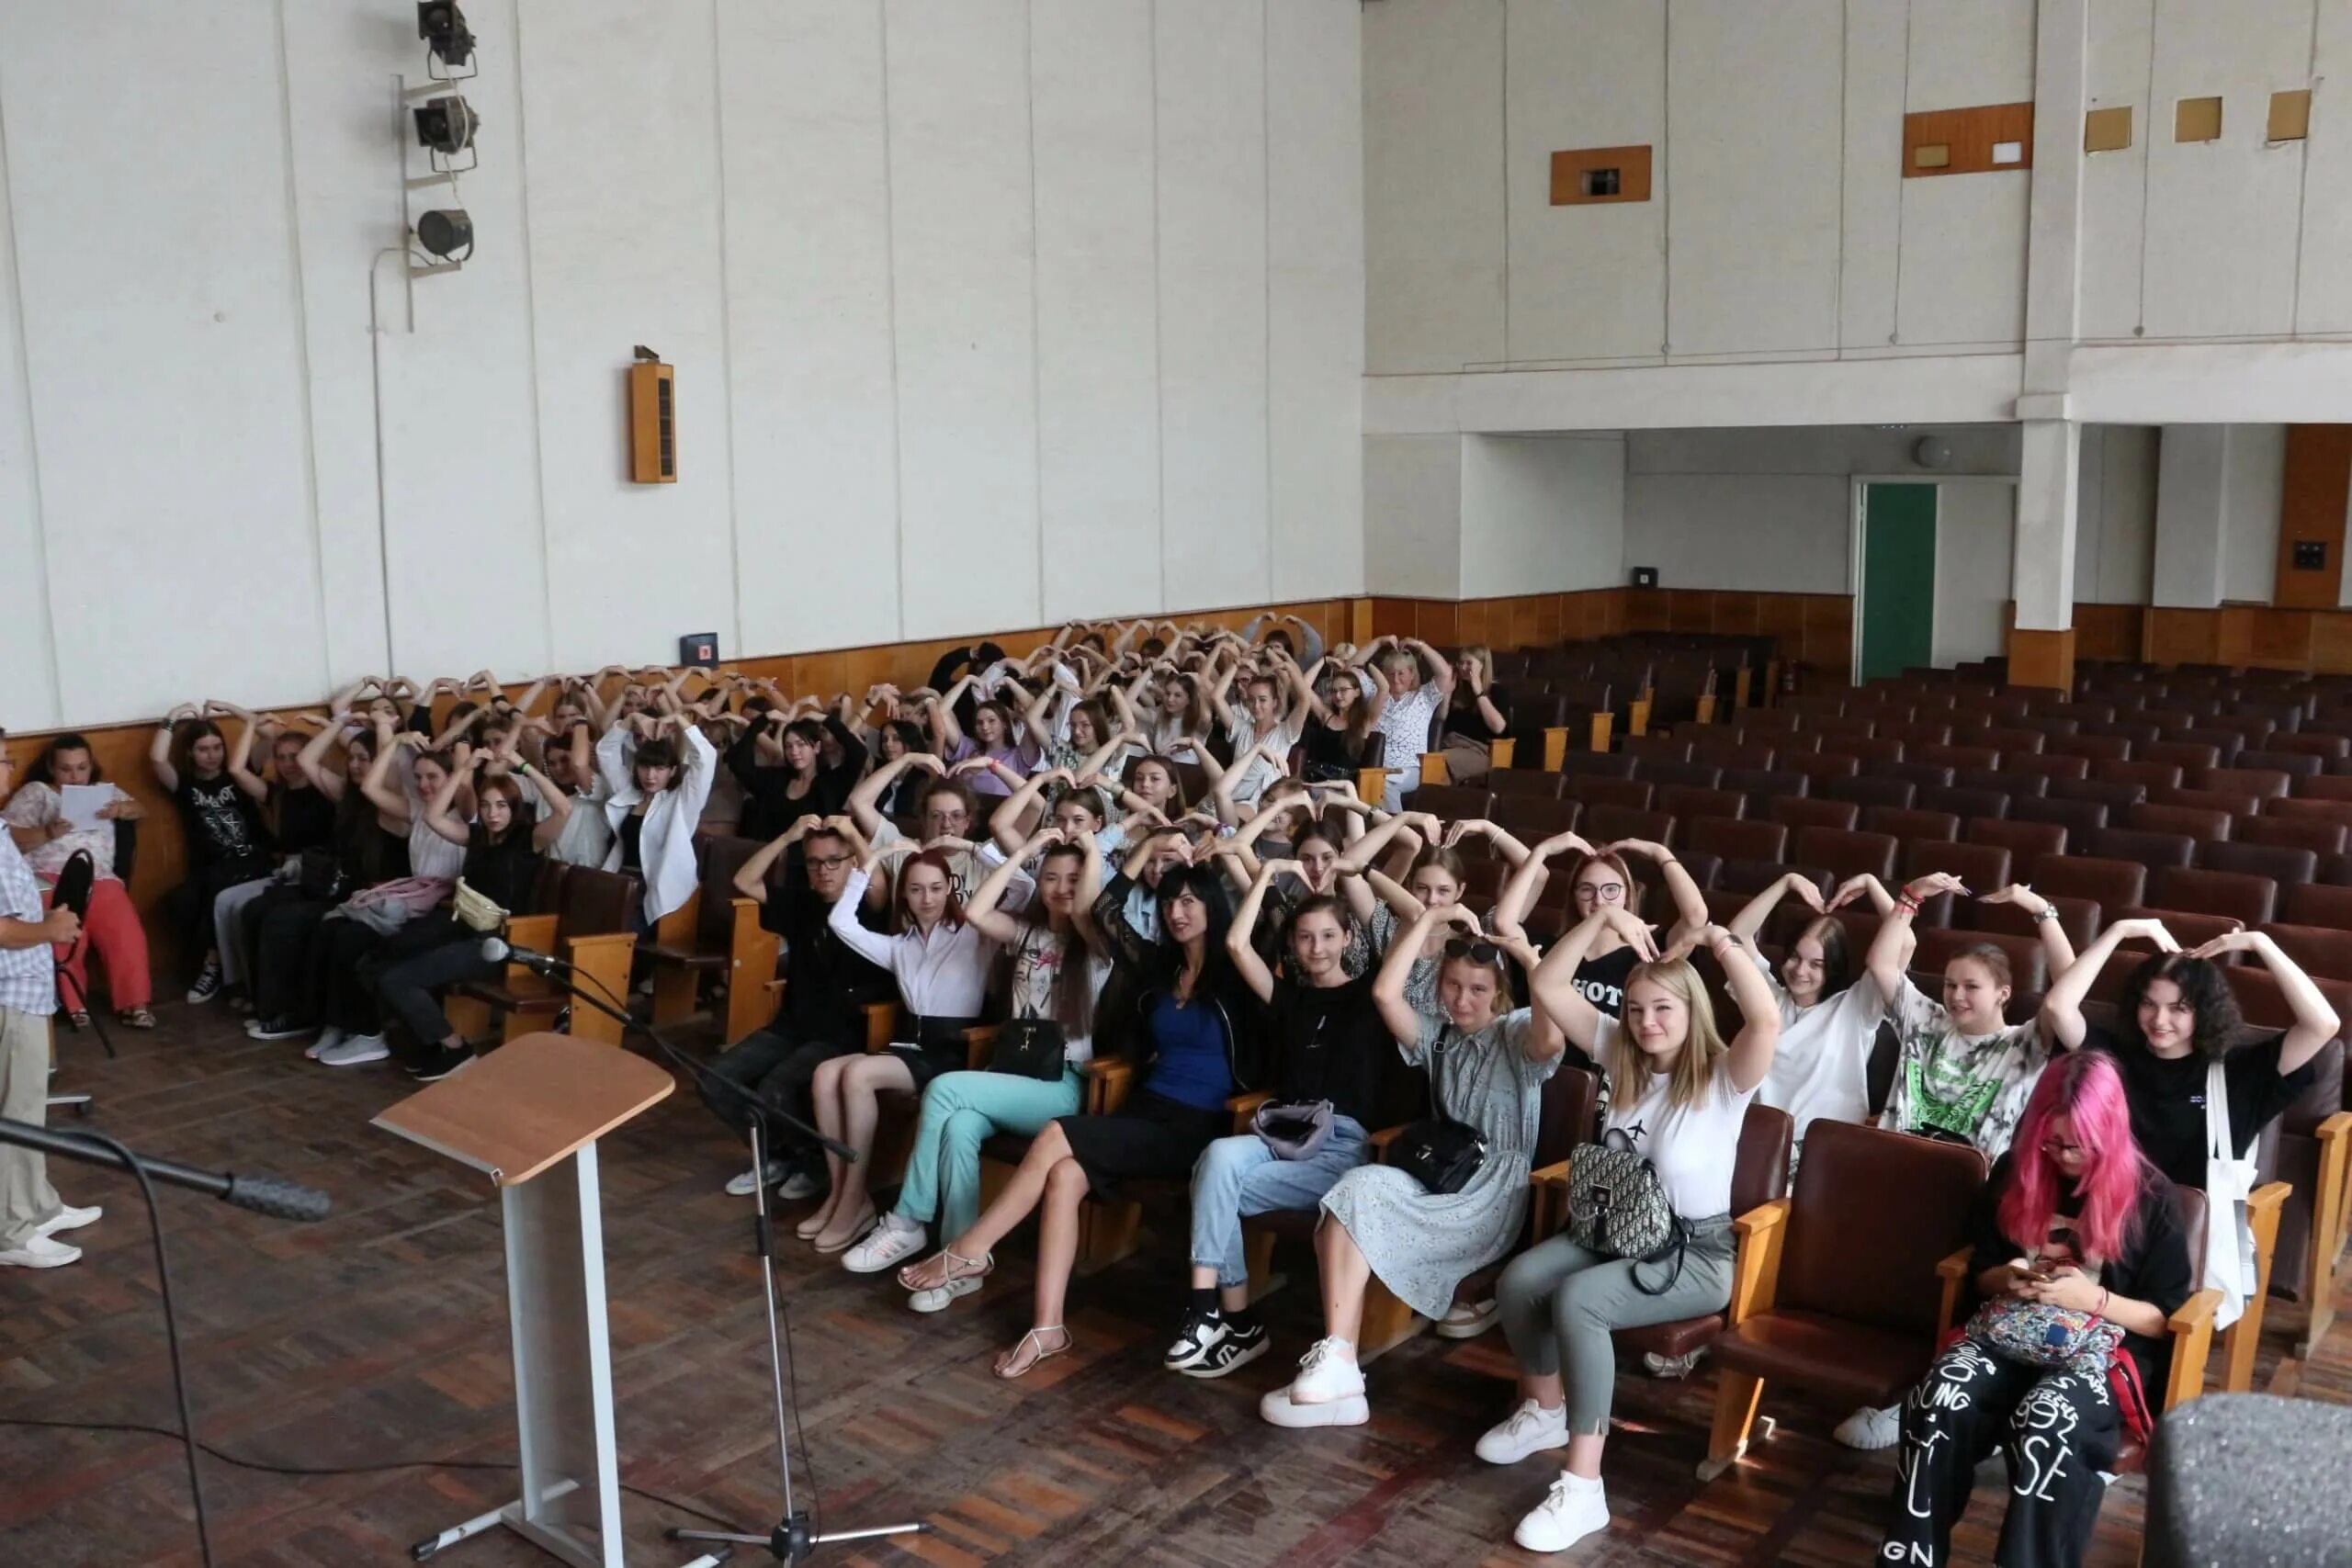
[{"xmin": 1251, "ymin": 1099, "xmax": 1336, "ymax": 1160}]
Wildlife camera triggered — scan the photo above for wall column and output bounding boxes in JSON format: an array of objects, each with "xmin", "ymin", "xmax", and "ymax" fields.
[
  {"xmin": 2008, "ymin": 419, "xmax": 2082, "ymax": 689},
  {"xmin": 2151, "ymin": 425, "xmax": 2230, "ymax": 609}
]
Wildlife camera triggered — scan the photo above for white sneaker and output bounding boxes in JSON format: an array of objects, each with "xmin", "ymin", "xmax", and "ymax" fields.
[
  {"xmin": 1513, "ymin": 1471, "xmax": 1609, "ymax": 1553},
  {"xmin": 777, "ymin": 1170, "xmax": 822, "ymax": 1201},
  {"xmin": 0, "ymin": 1235, "xmax": 82, "ymax": 1269},
  {"xmin": 909, "ymin": 1275, "xmax": 985, "ymax": 1314},
  {"xmin": 317, "ymin": 1033, "xmax": 389, "ymax": 1066},
  {"xmin": 724, "ymin": 1159, "xmax": 786, "ymax": 1197},
  {"xmin": 34, "ymin": 1204, "xmax": 101, "ymax": 1238},
  {"xmin": 1476, "ymin": 1398, "xmax": 1570, "ymax": 1464},
  {"xmin": 1259, "ymin": 1382, "xmax": 1369, "ymax": 1428},
  {"xmin": 1835, "ymin": 1403, "xmax": 1901, "ymax": 1451},
  {"xmin": 842, "ymin": 1213, "xmax": 927, "ymax": 1275},
  {"xmin": 305, "ymin": 1026, "xmax": 345, "ymax": 1060},
  {"xmin": 1285, "ymin": 1336, "xmax": 1364, "ymax": 1405}
]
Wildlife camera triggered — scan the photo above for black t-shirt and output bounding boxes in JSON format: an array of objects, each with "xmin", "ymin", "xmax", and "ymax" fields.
[
  {"xmin": 337, "ymin": 808, "xmax": 410, "ymax": 886},
  {"xmin": 1301, "ymin": 717, "xmax": 1358, "ymax": 773},
  {"xmin": 1447, "ymin": 682, "xmax": 1509, "ymax": 738},
  {"xmin": 274, "ymin": 784, "xmax": 337, "ymax": 856},
  {"xmin": 617, "ymin": 811, "xmax": 645, "ymax": 873},
  {"xmin": 1967, "ymin": 1153, "xmax": 2195, "ymax": 1392},
  {"xmin": 1261, "ymin": 974, "xmax": 1387, "ymax": 1126},
  {"xmin": 176, "ymin": 774, "xmax": 266, "ymax": 866},
  {"xmin": 464, "ymin": 823, "xmax": 542, "ymax": 917},
  {"xmin": 1575, "ymin": 946, "xmax": 1639, "ymax": 1018},
  {"xmin": 2085, "ymin": 1024, "xmax": 2317, "ymax": 1187}
]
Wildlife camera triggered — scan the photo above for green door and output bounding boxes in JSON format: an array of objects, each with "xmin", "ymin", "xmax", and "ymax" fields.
[{"xmin": 1859, "ymin": 482, "xmax": 1938, "ymax": 682}]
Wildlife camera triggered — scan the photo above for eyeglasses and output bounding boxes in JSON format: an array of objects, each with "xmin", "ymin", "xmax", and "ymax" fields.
[
  {"xmin": 2039, "ymin": 1137, "xmax": 2086, "ymax": 1158},
  {"xmin": 806, "ymin": 854, "xmax": 854, "ymax": 871},
  {"xmin": 1443, "ymin": 939, "xmax": 1501, "ymax": 964},
  {"xmin": 1576, "ymin": 883, "xmax": 1626, "ymax": 902}
]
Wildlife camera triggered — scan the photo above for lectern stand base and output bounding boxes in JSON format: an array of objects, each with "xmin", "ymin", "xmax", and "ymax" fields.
[
  {"xmin": 671, "ymin": 1513, "xmax": 928, "ymax": 1564},
  {"xmin": 413, "ymin": 1480, "xmax": 732, "ymax": 1567}
]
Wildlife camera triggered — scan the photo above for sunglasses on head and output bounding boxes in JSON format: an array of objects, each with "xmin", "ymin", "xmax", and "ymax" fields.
[{"xmin": 1443, "ymin": 939, "xmax": 1501, "ymax": 964}]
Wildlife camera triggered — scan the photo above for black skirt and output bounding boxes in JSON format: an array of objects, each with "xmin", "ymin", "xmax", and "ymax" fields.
[
  {"xmin": 1054, "ymin": 1091, "xmax": 1230, "ymax": 1197},
  {"xmin": 883, "ymin": 1013, "xmax": 983, "ymax": 1092}
]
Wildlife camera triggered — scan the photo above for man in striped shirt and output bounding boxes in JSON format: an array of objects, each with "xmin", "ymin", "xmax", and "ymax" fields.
[{"xmin": 0, "ymin": 738, "xmax": 98, "ymax": 1269}]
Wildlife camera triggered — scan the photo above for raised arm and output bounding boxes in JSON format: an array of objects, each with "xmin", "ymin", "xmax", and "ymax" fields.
[
  {"xmin": 1606, "ymin": 839, "xmax": 1707, "ymax": 938},
  {"xmin": 733, "ymin": 815, "xmax": 821, "ymax": 906},
  {"xmin": 1869, "ymin": 873, "xmax": 1957, "ymax": 1005},
  {"xmin": 2039, "ymin": 917, "xmax": 2179, "ymax": 1050},
  {"xmin": 360, "ymin": 724, "xmax": 416, "ymax": 824},
  {"xmin": 1226, "ymin": 860, "xmax": 1289, "ymax": 1002},
  {"xmin": 1459, "ymin": 653, "xmax": 1507, "ymax": 735},
  {"xmin": 1531, "ymin": 907, "xmax": 1657, "ymax": 1055},
  {"xmin": 222, "ymin": 704, "xmax": 270, "ymax": 803},
  {"xmin": 1826, "ymin": 873, "xmax": 1898, "ymax": 916},
  {"xmin": 1443, "ymin": 818, "xmax": 1535, "ymax": 870},
  {"xmin": 1726, "ymin": 871, "xmax": 1823, "ymax": 945},
  {"xmin": 1711, "ymin": 927, "xmax": 1784, "ymax": 1093},
  {"xmin": 299, "ymin": 717, "xmax": 353, "ymax": 801},
  {"xmin": 2193, "ymin": 929, "xmax": 2342, "ymax": 1072},
  {"xmin": 1374, "ymin": 906, "xmax": 1476, "ymax": 1044},
  {"xmin": 1976, "ymin": 882, "xmax": 2079, "ymax": 984},
  {"xmin": 1492, "ymin": 829, "xmax": 1589, "ymax": 935},
  {"xmin": 422, "ymin": 754, "xmax": 476, "ymax": 846},
  {"xmin": 519, "ymin": 750, "xmax": 573, "ymax": 851},
  {"xmin": 150, "ymin": 704, "xmax": 197, "ymax": 794},
  {"xmin": 1404, "ymin": 637, "xmax": 1456, "ymax": 701},
  {"xmin": 989, "ymin": 766, "xmax": 1062, "ymax": 854}
]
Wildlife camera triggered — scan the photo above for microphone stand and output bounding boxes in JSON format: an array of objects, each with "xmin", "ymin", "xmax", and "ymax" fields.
[{"xmin": 504, "ymin": 953, "xmax": 927, "ymax": 1565}]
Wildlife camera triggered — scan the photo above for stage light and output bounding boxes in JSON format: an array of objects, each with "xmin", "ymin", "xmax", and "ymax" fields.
[
  {"xmin": 416, "ymin": 209, "xmax": 473, "ymax": 260},
  {"xmin": 417, "ymin": 3, "xmax": 474, "ymax": 71},
  {"xmin": 413, "ymin": 94, "xmax": 479, "ymax": 164}
]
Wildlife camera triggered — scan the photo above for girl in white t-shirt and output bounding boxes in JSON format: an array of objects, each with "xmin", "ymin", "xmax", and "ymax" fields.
[{"xmin": 1479, "ymin": 907, "xmax": 1781, "ymax": 1556}]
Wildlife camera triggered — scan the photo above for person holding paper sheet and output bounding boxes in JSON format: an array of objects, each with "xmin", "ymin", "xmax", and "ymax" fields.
[{"xmin": 1, "ymin": 735, "xmax": 153, "ymax": 1029}]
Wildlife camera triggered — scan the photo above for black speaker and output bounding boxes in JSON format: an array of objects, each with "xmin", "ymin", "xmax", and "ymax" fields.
[
  {"xmin": 678, "ymin": 632, "xmax": 718, "ymax": 668},
  {"xmin": 1631, "ymin": 567, "xmax": 1659, "ymax": 589}
]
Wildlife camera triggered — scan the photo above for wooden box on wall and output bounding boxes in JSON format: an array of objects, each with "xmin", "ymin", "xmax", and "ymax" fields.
[{"xmin": 628, "ymin": 360, "xmax": 676, "ymax": 483}]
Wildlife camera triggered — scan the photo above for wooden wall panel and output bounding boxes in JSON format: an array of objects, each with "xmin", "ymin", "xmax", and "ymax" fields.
[
  {"xmin": 2070, "ymin": 603, "xmax": 2146, "ymax": 662},
  {"xmin": 1902, "ymin": 102, "xmax": 2035, "ymax": 178},
  {"xmin": 2144, "ymin": 606, "xmax": 2224, "ymax": 668},
  {"xmin": 2275, "ymin": 424, "xmax": 2352, "ymax": 610}
]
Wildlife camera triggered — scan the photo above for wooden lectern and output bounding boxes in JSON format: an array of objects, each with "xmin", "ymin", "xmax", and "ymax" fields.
[{"xmin": 376, "ymin": 1033, "xmax": 674, "ymax": 1568}]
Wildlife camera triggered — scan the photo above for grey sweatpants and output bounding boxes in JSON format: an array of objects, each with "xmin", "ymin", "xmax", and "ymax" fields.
[{"xmin": 1495, "ymin": 1216, "xmax": 1736, "ymax": 1433}]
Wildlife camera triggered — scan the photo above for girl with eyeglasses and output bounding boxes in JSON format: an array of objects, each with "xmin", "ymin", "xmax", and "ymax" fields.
[
  {"xmin": 1879, "ymin": 1050, "xmax": 2191, "ymax": 1568},
  {"xmin": 1477, "ymin": 906, "xmax": 1781, "ymax": 1554},
  {"xmin": 1490, "ymin": 833, "xmax": 1711, "ymax": 1030},
  {"xmin": 1261, "ymin": 903, "xmax": 1564, "ymax": 1430}
]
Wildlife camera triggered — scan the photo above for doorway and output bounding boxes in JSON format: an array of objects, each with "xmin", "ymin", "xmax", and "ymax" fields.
[{"xmin": 1856, "ymin": 481, "xmax": 1938, "ymax": 682}]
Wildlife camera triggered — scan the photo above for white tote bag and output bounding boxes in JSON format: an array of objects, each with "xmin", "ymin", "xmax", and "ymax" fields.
[{"xmin": 2201, "ymin": 1060, "xmax": 2259, "ymax": 1331}]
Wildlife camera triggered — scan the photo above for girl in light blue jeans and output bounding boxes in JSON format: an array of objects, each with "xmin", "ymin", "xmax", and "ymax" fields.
[
  {"xmin": 841, "ymin": 829, "xmax": 1108, "ymax": 1310},
  {"xmin": 1162, "ymin": 862, "xmax": 1396, "ymax": 1381}
]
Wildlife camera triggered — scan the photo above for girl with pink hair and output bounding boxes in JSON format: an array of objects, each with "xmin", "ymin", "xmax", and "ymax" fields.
[{"xmin": 1880, "ymin": 1050, "xmax": 2194, "ymax": 1568}]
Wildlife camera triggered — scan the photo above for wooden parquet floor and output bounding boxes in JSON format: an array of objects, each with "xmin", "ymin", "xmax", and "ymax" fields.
[{"xmin": 4, "ymin": 1006, "xmax": 2346, "ymax": 1567}]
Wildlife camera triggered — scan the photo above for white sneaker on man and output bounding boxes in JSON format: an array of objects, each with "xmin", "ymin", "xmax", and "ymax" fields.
[
  {"xmin": 305, "ymin": 1026, "xmax": 345, "ymax": 1061},
  {"xmin": 724, "ymin": 1159, "xmax": 786, "ymax": 1197},
  {"xmin": 776, "ymin": 1170, "xmax": 822, "ymax": 1202},
  {"xmin": 843, "ymin": 1214, "xmax": 926, "ymax": 1274},
  {"xmin": 1258, "ymin": 1337, "xmax": 1369, "ymax": 1427},
  {"xmin": 34, "ymin": 1204, "xmax": 101, "ymax": 1239},
  {"xmin": 1476, "ymin": 1399, "xmax": 1570, "ymax": 1464},
  {"xmin": 0, "ymin": 1235, "xmax": 82, "ymax": 1269},
  {"xmin": 317, "ymin": 1033, "xmax": 389, "ymax": 1066},
  {"xmin": 1512, "ymin": 1471, "xmax": 1609, "ymax": 1553},
  {"xmin": 1835, "ymin": 1403, "xmax": 1901, "ymax": 1450}
]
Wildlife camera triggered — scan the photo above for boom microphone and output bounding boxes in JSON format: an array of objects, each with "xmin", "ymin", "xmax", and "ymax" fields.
[{"xmin": 478, "ymin": 935, "xmax": 570, "ymax": 976}]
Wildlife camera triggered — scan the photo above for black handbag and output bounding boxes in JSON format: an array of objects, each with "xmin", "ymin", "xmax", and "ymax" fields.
[
  {"xmin": 1389, "ymin": 1029, "xmax": 1488, "ymax": 1195},
  {"xmin": 988, "ymin": 1018, "xmax": 1066, "ymax": 1081},
  {"xmin": 296, "ymin": 848, "xmax": 345, "ymax": 901}
]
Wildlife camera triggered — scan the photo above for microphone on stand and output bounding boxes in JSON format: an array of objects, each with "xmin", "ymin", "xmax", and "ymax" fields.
[{"xmin": 479, "ymin": 935, "xmax": 568, "ymax": 976}]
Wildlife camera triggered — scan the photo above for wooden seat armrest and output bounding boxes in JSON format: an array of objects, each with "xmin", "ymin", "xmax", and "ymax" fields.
[
  {"xmin": 1227, "ymin": 1090, "xmax": 1274, "ymax": 1134},
  {"xmin": 2247, "ymin": 1179, "xmax": 2291, "ymax": 1224},
  {"xmin": 1365, "ymin": 1123, "xmax": 1408, "ymax": 1163},
  {"xmin": 1934, "ymin": 1245, "xmax": 1978, "ymax": 1339},
  {"xmin": 1528, "ymin": 1159, "xmax": 1571, "ymax": 1239},
  {"xmin": 962, "ymin": 1024, "xmax": 999, "ymax": 1072},
  {"xmin": 1488, "ymin": 737, "xmax": 1517, "ymax": 770},
  {"xmin": 1543, "ymin": 727, "xmax": 1571, "ymax": 773},
  {"xmin": 1727, "ymin": 1198, "xmax": 1792, "ymax": 1325},
  {"xmin": 862, "ymin": 1000, "xmax": 899, "ymax": 1054},
  {"xmin": 2163, "ymin": 1288, "xmax": 2223, "ymax": 1412},
  {"xmin": 1081, "ymin": 1056, "xmax": 1135, "ymax": 1114},
  {"xmin": 506, "ymin": 913, "xmax": 560, "ymax": 951},
  {"xmin": 1529, "ymin": 1159, "xmax": 1570, "ymax": 1187},
  {"xmin": 2316, "ymin": 1112, "xmax": 2352, "ymax": 1267}
]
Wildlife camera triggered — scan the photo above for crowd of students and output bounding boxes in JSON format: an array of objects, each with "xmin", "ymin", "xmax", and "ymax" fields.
[{"xmin": 2, "ymin": 618, "xmax": 2338, "ymax": 1563}]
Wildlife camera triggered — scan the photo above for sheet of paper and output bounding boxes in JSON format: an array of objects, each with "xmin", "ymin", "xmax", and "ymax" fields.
[{"xmin": 59, "ymin": 784, "xmax": 113, "ymax": 832}]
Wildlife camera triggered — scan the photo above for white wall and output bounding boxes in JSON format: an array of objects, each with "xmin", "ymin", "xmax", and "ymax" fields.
[
  {"xmin": 1931, "ymin": 479, "xmax": 2021, "ymax": 668},
  {"xmin": 1458, "ymin": 435, "xmax": 1625, "ymax": 597},
  {"xmin": 2074, "ymin": 424, "xmax": 2161, "ymax": 604},
  {"xmin": 0, "ymin": 0, "xmax": 1364, "ymax": 728},
  {"xmin": 1363, "ymin": 434, "xmax": 1463, "ymax": 599},
  {"xmin": 1366, "ymin": 0, "xmax": 2352, "ymax": 375},
  {"xmin": 2222, "ymin": 423, "xmax": 2290, "ymax": 603}
]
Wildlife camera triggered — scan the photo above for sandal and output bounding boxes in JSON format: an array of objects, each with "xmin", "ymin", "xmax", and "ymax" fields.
[
  {"xmin": 899, "ymin": 1247, "xmax": 993, "ymax": 1294},
  {"xmin": 118, "ymin": 1009, "xmax": 156, "ymax": 1030},
  {"xmin": 993, "ymin": 1325, "xmax": 1070, "ymax": 1381},
  {"xmin": 67, "ymin": 1011, "xmax": 91, "ymax": 1030}
]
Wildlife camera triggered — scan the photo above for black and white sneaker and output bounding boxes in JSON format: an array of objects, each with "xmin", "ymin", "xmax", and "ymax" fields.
[
  {"xmin": 1182, "ymin": 1318, "xmax": 1270, "ymax": 1380},
  {"xmin": 186, "ymin": 956, "xmax": 222, "ymax": 1005},
  {"xmin": 1162, "ymin": 1309, "xmax": 1228, "ymax": 1371},
  {"xmin": 405, "ymin": 1043, "xmax": 477, "ymax": 1083}
]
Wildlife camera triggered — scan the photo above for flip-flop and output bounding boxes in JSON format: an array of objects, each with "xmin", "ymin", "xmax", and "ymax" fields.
[
  {"xmin": 118, "ymin": 1009, "xmax": 156, "ymax": 1030},
  {"xmin": 993, "ymin": 1325, "xmax": 1070, "ymax": 1381}
]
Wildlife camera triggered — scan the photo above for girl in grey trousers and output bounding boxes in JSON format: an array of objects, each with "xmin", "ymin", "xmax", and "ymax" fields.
[{"xmin": 1484, "ymin": 904, "xmax": 1782, "ymax": 1555}]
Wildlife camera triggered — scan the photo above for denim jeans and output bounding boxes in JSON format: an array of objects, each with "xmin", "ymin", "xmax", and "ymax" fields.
[{"xmin": 1187, "ymin": 1116, "xmax": 1369, "ymax": 1289}]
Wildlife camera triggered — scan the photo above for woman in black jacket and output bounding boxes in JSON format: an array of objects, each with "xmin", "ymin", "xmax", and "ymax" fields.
[{"xmin": 897, "ymin": 854, "xmax": 1260, "ymax": 1379}]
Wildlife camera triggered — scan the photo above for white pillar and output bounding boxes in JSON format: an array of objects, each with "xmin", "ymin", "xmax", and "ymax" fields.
[
  {"xmin": 2012, "ymin": 419, "xmax": 2083, "ymax": 630},
  {"xmin": 2152, "ymin": 425, "xmax": 2230, "ymax": 608}
]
